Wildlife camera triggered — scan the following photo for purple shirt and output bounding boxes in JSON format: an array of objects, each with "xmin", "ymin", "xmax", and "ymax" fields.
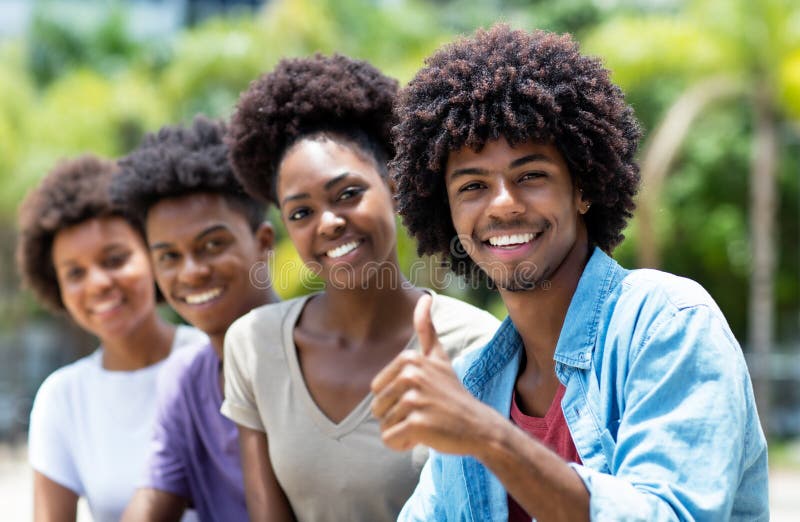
[{"xmin": 144, "ymin": 344, "xmax": 248, "ymax": 521}]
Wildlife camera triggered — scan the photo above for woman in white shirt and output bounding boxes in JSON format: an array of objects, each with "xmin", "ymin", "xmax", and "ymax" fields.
[{"xmin": 17, "ymin": 155, "xmax": 205, "ymax": 522}]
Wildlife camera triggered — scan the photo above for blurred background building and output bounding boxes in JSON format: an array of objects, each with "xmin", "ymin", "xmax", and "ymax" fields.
[{"xmin": 0, "ymin": 0, "xmax": 265, "ymax": 39}]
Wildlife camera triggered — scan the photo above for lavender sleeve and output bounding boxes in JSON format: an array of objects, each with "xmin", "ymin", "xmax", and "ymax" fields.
[{"xmin": 141, "ymin": 352, "xmax": 192, "ymax": 499}]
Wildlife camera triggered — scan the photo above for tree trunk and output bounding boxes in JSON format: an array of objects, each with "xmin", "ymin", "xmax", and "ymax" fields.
[
  {"xmin": 749, "ymin": 88, "xmax": 778, "ymax": 436},
  {"xmin": 637, "ymin": 76, "xmax": 742, "ymax": 268}
]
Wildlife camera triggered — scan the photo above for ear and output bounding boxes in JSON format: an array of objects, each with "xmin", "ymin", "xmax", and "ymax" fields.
[
  {"xmin": 576, "ymin": 188, "xmax": 592, "ymax": 215},
  {"xmin": 385, "ymin": 175, "xmax": 399, "ymax": 212},
  {"xmin": 254, "ymin": 221, "xmax": 275, "ymax": 257}
]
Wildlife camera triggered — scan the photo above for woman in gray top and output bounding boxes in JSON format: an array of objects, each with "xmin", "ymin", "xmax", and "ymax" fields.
[{"xmin": 222, "ymin": 54, "xmax": 499, "ymax": 522}]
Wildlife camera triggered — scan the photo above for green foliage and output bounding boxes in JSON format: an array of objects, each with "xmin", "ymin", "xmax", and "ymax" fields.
[
  {"xmin": 426, "ymin": 0, "xmax": 602, "ymax": 35},
  {"xmin": 780, "ymin": 50, "xmax": 800, "ymax": 118},
  {"xmin": 26, "ymin": 2, "xmax": 143, "ymax": 87},
  {"xmin": 583, "ymin": 16, "xmax": 738, "ymax": 91},
  {"xmin": 585, "ymin": 0, "xmax": 800, "ymax": 343},
  {"xmin": 0, "ymin": 44, "xmax": 35, "ymax": 220},
  {"xmin": 160, "ymin": 17, "xmax": 273, "ymax": 120},
  {"xmin": 313, "ymin": 0, "xmax": 450, "ymax": 82}
]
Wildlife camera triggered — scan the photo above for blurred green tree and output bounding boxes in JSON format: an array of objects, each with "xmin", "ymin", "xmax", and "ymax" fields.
[{"xmin": 584, "ymin": 0, "xmax": 800, "ymax": 430}]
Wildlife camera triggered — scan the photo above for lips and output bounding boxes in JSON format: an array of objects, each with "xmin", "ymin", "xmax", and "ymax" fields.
[
  {"xmin": 484, "ymin": 231, "xmax": 542, "ymax": 248},
  {"xmin": 181, "ymin": 287, "xmax": 223, "ymax": 305},
  {"xmin": 89, "ymin": 297, "xmax": 124, "ymax": 315},
  {"xmin": 324, "ymin": 239, "xmax": 364, "ymax": 259},
  {"xmin": 487, "ymin": 233, "xmax": 534, "ymax": 247}
]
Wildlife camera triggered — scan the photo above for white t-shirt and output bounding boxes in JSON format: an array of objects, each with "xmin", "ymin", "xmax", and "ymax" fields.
[{"xmin": 28, "ymin": 325, "xmax": 207, "ymax": 522}]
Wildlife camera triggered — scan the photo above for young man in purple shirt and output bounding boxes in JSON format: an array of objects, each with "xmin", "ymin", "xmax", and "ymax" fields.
[{"xmin": 110, "ymin": 116, "xmax": 279, "ymax": 521}]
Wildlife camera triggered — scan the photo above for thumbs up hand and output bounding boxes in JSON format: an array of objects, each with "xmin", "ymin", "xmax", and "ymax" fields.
[
  {"xmin": 371, "ymin": 295, "xmax": 498, "ymax": 455},
  {"xmin": 414, "ymin": 294, "xmax": 447, "ymax": 359}
]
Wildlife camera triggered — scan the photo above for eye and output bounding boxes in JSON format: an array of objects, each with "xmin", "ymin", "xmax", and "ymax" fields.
[
  {"xmin": 63, "ymin": 267, "xmax": 85, "ymax": 282},
  {"xmin": 458, "ymin": 181, "xmax": 485, "ymax": 193},
  {"xmin": 519, "ymin": 171, "xmax": 546, "ymax": 182},
  {"xmin": 199, "ymin": 236, "xmax": 231, "ymax": 258},
  {"xmin": 156, "ymin": 250, "xmax": 180, "ymax": 265},
  {"xmin": 204, "ymin": 238, "xmax": 224, "ymax": 252},
  {"xmin": 337, "ymin": 186, "xmax": 365, "ymax": 201},
  {"xmin": 288, "ymin": 207, "xmax": 311, "ymax": 221},
  {"xmin": 103, "ymin": 250, "xmax": 131, "ymax": 269}
]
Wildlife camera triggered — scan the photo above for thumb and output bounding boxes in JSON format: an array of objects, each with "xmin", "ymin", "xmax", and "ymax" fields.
[{"xmin": 414, "ymin": 294, "xmax": 444, "ymax": 358}]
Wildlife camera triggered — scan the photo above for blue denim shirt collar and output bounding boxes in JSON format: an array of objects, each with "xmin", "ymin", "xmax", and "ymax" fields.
[
  {"xmin": 462, "ymin": 246, "xmax": 624, "ymax": 394},
  {"xmin": 461, "ymin": 317, "xmax": 521, "ymax": 397},
  {"xmin": 554, "ymin": 247, "xmax": 626, "ymax": 371}
]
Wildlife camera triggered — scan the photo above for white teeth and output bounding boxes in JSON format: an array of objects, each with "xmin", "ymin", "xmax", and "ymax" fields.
[
  {"xmin": 488, "ymin": 233, "xmax": 535, "ymax": 247},
  {"xmin": 326, "ymin": 241, "xmax": 360, "ymax": 259},
  {"xmin": 92, "ymin": 300, "xmax": 122, "ymax": 314},
  {"xmin": 185, "ymin": 288, "xmax": 223, "ymax": 305}
]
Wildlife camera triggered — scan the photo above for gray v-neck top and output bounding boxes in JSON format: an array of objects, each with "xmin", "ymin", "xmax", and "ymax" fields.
[{"xmin": 222, "ymin": 291, "xmax": 499, "ymax": 522}]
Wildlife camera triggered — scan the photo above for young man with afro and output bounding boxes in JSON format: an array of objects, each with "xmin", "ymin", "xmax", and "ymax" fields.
[
  {"xmin": 109, "ymin": 116, "xmax": 279, "ymax": 522},
  {"xmin": 371, "ymin": 25, "xmax": 768, "ymax": 521}
]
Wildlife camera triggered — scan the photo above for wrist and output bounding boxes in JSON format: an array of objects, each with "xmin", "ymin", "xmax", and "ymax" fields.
[{"xmin": 469, "ymin": 405, "xmax": 518, "ymax": 464}]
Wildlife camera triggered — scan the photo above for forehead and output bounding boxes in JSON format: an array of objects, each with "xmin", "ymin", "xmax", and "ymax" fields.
[
  {"xmin": 145, "ymin": 192, "xmax": 248, "ymax": 242},
  {"xmin": 277, "ymin": 138, "xmax": 381, "ymax": 196},
  {"xmin": 52, "ymin": 216, "xmax": 141, "ymax": 260},
  {"xmin": 445, "ymin": 138, "xmax": 567, "ymax": 179}
]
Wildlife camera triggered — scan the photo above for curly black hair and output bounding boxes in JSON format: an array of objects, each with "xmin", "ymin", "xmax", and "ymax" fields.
[
  {"xmin": 392, "ymin": 24, "xmax": 642, "ymax": 279},
  {"xmin": 227, "ymin": 53, "xmax": 398, "ymax": 205},
  {"xmin": 16, "ymin": 155, "xmax": 136, "ymax": 312},
  {"xmin": 111, "ymin": 115, "xmax": 265, "ymax": 232}
]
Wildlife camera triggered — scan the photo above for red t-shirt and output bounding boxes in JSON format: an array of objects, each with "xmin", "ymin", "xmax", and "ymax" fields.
[{"xmin": 507, "ymin": 384, "xmax": 581, "ymax": 521}]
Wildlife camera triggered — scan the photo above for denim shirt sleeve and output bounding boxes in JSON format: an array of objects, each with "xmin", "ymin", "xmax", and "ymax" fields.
[
  {"xmin": 398, "ymin": 449, "xmax": 445, "ymax": 521},
  {"xmin": 398, "ymin": 344, "xmax": 503, "ymax": 522},
  {"xmin": 570, "ymin": 303, "xmax": 768, "ymax": 521}
]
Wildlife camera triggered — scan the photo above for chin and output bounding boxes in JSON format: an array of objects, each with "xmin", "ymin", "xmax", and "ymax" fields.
[
  {"xmin": 324, "ymin": 267, "xmax": 358, "ymax": 290},
  {"xmin": 498, "ymin": 280, "xmax": 536, "ymax": 292},
  {"xmin": 492, "ymin": 271, "xmax": 543, "ymax": 293},
  {"xmin": 95, "ymin": 322, "xmax": 138, "ymax": 343}
]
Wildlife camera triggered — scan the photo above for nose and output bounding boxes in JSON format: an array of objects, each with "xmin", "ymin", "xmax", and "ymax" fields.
[
  {"xmin": 487, "ymin": 181, "xmax": 524, "ymax": 220},
  {"xmin": 85, "ymin": 266, "xmax": 113, "ymax": 294},
  {"xmin": 317, "ymin": 209, "xmax": 345, "ymax": 239},
  {"xmin": 177, "ymin": 255, "xmax": 211, "ymax": 286}
]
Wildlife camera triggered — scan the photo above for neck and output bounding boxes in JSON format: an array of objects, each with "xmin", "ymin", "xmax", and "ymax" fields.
[
  {"xmin": 321, "ymin": 267, "xmax": 423, "ymax": 343},
  {"xmin": 210, "ymin": 287, "xmax": 280, "ymax": 359},
  {"xmin": 101, "ymin": 314, "xmax": 176, "ymax": 371},
  {"xmin": 209, "ymin": 335, "xmax": 225, "ymax": 359},
  {"xmin": 501, "ymin": 240, "xmax": 591, "ymax": 373}
]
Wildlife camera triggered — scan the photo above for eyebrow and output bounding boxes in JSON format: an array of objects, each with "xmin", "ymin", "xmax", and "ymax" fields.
[
  {"xmin": 150, "ymin": 224, "xmax": 229, "ymax": 250},
  {"xmin": 448, "ymin": 153, "xmax": 555, "ymax": 181},
  {"xmin": 281, "ymin": 172, "xmax": 355, "ymax": 205},
  {"xmin": 55, "ymin": 243, "xmax": 128, "ymax": 268}
]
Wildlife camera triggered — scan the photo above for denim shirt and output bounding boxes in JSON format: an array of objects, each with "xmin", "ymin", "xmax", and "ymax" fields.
[{"xmin": 399, "ymin": 248, "xmax": 768, "ymax": 521}]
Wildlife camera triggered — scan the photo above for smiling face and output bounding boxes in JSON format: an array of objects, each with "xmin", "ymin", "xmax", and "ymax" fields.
[
  {"xmin": 146, "ymin": 193, "xmax": 273, "ymax": 343},
  {"xmin": 277, "ymin": 137, "xmax": 399, "ymax": 290},
  {"xmin": 52, "ymin": 216, "xmax": 157, "ymax": 341},
  {"xmin": 445, "ymin": 137, "xmax": 590, "ymax": 292}
]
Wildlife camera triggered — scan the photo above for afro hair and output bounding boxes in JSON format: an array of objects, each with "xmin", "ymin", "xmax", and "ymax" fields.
[
  {"xmin": 111, "ymin": 115, "xmax": 265, "ymax": 232},
  {"xmin": 392, "ymin": 24, "xmax": 642, "ymax": 280},
  {"xmin": 16, "ymin": 154, "xmax": 134, "ymax": 312},
  {"xmin": 227, "ymin": 53, "xmax": 398, "ymax": 205}
]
